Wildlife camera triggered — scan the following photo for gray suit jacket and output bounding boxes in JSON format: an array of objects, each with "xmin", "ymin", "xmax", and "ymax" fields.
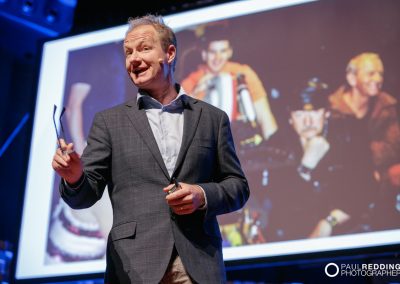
[{"xmin": 60, "ymin": 94, "xmax": 249, "ymax": 283}]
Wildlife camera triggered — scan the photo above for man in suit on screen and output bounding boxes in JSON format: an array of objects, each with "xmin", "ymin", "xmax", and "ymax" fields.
[{"xmin": 51, "ymin": 14, "xmax": 249, "ymax": 283}]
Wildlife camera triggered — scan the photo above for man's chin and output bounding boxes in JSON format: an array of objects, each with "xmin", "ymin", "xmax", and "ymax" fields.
[
  {"xmin": 133, "ymin": 78, "xmax": 150, "ymax": 88},
  {"xmin": 365, "ymin": 86, "xmax": 381, "ymax": 97},
  {"xmin": 301, "ymin": 131, "xmax": 320, "ymax": 139},
  {"xmin": 209, "ymin": 66, "xmax": 224, "ymax": 73}
]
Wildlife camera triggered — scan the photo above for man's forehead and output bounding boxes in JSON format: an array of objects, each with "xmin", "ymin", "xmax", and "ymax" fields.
[
  {"xmin": 208, "ymin": 40, "xmax": 231, "ymax": 49},
  {"xmin": 358, "ymin": 58, "xmax": 383, "ymax": 72},
  {"xmin": 292, "ymin": 108, "xmax": 325, "ymax": 115},
  {"xmin": 124, "ymin": 25, "xmax": 158, "ymax": 44}
]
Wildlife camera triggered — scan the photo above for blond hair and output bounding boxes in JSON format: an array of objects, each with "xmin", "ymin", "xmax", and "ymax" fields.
[{"xmin": 346, "ymin": 52, "xmax": 383, "ymax": 74}]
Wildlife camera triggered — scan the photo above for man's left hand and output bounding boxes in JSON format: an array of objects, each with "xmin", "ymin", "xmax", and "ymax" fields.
[{"xmin": 164, "ymin": 182, "xmax": 205, "ymax": 215}]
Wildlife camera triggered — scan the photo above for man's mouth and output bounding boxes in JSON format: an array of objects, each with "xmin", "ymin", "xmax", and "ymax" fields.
[
  {"xmin": 133, "ymin": 68, "xmax": 147, "ymax": 76},
  {"xmin": 366, "ymin": 84, "xmax": 380, "ymax": 95},
  {"xmin": 302, "ymin": 127, "xmax": 318, "ymax": 133}
]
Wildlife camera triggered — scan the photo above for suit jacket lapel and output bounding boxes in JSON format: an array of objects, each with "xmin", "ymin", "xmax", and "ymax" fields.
[
  {"xmin": 172, "ymin": 97, "xmax": 202, "ymax": 177},
  {"xmin": 124, "ymin": 99, "xmax": 170, "ymax": 179}
]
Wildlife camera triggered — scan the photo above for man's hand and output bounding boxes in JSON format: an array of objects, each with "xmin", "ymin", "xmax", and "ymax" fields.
[
  {"xmin": 164, "ymin": 182, "xmax": 205, "ymax": 215},
  {"xmin": 329, "ymin": 209, "xmax": 350, "ymax": 225},
  {"xmin": 52, "ymin": 138, "xmax": 83, "ymax": 185},
  {"xmin": 301, "ymin": 136, "xmax": 330, "ymax": 169},
  {"xmin": 309, "ymin": 209, "xmax": 350, "ymax": 238}
]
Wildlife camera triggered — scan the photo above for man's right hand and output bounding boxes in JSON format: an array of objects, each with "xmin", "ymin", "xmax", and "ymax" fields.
[{"xmin": 52, "ymin": 138, "xmax": 83, "ymax": 185}]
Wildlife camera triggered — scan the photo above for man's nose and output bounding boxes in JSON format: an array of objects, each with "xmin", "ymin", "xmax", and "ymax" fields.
[
  {"xmin": 128, "ymin": 51, "xmax": 141, "ymax": 65},
  {"xmin": 215, "ymin": 51, "xmax": 223, "ymax": 61}
]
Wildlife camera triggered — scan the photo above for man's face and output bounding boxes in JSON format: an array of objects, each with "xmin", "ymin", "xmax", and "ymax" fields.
[
  {"xmin": 124, "ymin": 25, "xmax": 175, "ymax": 90},
  {"xmin": 353, "ymin": 58, "xmax": 384, "ymax": 97},
  {"xmin": 202, "ymin": 40, "xmax": 233, "ymax": 73},
  {"xmin": 290, "ymin": 108, "xmax": 327, "ymax": 139}
]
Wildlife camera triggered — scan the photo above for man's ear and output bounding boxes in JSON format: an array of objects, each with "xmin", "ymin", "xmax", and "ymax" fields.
[
  {"xmin": 346, "ymin": 72, "xmax": 357, "ymax": 87},
  {"xmin": 166, "ymin": 45, "xmax": 176, "ymax": 64}
]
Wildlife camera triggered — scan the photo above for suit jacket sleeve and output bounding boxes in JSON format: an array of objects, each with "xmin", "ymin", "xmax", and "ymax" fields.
[
  {"xmin": 198, "ymin": 111, "xmax": 250, "ymax": 220},
  {"xmin": 59, "ymin": 112, "xmax": 111, "ymax": 209}
]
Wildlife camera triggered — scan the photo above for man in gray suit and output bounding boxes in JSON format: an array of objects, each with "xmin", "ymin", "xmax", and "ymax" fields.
[{"xmin": 52, "ymin": 15, "xmax": 249, "ymax": 283}]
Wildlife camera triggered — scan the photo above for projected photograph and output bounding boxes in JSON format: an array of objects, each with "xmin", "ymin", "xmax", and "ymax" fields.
[
  {"xmin": 173, "ymin": 4, "xmax": 400, "ymax": 247},
  {"xmin": 45, "ymin": 41, "xmax": 131, "ymax": 264},
  {"xmin": 17, "ymin": 0, "xmax": 400, "ymax": 280}
]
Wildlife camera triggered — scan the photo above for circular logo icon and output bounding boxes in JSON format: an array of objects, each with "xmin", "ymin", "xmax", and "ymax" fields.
[{"xmin": 325, "ymin": 262, "xmax": 339, "ymax": 277}]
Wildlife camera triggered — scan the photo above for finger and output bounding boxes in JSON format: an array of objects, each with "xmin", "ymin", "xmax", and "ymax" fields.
[
  {"xmin": 62, "ymin": 142, "xmax": 75, "ymax": 155},
  {"xmin": 56, "ymin": 148, "xmax": 73, "ymax": 164},
  {"xmin": 52, "ymin": 159, "xmax": 63, "ymax": 171},
  {"xmin": 172, "ymin": 204, "xmax": 195, "ymax": 215},
  {"xmin": 59, "ymin": 143, "xmax": 77, "ymax": 159},
  {"xmin": 53, "ymin": 154, "xmax": 69, "ymax": 168},
  {"xmin": 58, "ymin": 140, "xmax": 75, "ymax": 156},
  {"xmin": 164, "ymin": 181, "xmax": 184, "ymax": 196},
  {"xmin": 166, "ymin": 186, "xmax": 188, "ymax": 200},
  {"xmin": 166, "ymin": 191, "xmax": 193, "ymax": 205},
  {"xmin": 163, "ymin": 183, "xmax": 176, "ymax": 193},
  {"xmin": 52, "ymin": 162, "xmax": 69, "ymax": 174},
  {"xmin": 56, "ymin": 148, "xmax": 70, "ymax": 160},
  {"xmin": 167, "ymin": 198, "xmax": 193, "ymax": 207},
  {"xmin": 56, "ymin": 147, "xmax": 65, "ymax": 156},
  {"xmin": 59, "ymin": 138, "xmax": 68, "ymax": 149},
  {"xmin": 67, "ymin": 145, "xmax": 81, "ymax": 160}
]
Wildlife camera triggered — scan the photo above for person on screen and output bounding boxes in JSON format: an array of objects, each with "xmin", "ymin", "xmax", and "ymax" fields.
[
  {"xmin": 51, "ymin": 14, "xmax": 249, "ymax": 283},
  {"xmin": 264, "ymin": 78, "xmax": 337, "ymax": 241},
  {"xmin": 181, "ymin": 23, "xmax": 278, "ymax": 142},
  {"xmin": 180, "ymin": 24, "xmax": 277, "ymax": 245},
  {"xmin": 265, "ymin": 77, "xmax": 380, "ymax": 241},
  {"xmin": 328, "ymin": 52, "xmax": 400, "ymax": 229},
  {"xmin": 47, "ymin": 82, "xmax": 112, "ymax": 263}
]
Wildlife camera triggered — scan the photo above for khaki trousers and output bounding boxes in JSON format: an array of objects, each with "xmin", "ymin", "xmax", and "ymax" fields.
[{"xmin": 159, "ymin": 248, "xmax": 194, "ymax": 284}]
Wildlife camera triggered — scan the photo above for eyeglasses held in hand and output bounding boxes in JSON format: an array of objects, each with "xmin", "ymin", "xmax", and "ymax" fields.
[{"xmin": 53, "ymin": 104, "xmax": 74, "ymax": 154}]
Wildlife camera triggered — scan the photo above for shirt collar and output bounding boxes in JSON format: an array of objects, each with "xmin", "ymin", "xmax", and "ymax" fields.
[{"xmin": 137, "ymin": 84, "xmax": 188, "ymax": 111}]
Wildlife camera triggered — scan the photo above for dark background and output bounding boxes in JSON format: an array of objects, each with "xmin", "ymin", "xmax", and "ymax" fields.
[{"xmin": 1, "ymin": 0, "xmax": 399, "ymax": 283}]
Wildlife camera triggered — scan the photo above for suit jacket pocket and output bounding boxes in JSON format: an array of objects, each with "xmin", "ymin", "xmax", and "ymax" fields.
[{"xmin": 110, "ymin": 221, "xmax": 137, "ymax": 241}]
